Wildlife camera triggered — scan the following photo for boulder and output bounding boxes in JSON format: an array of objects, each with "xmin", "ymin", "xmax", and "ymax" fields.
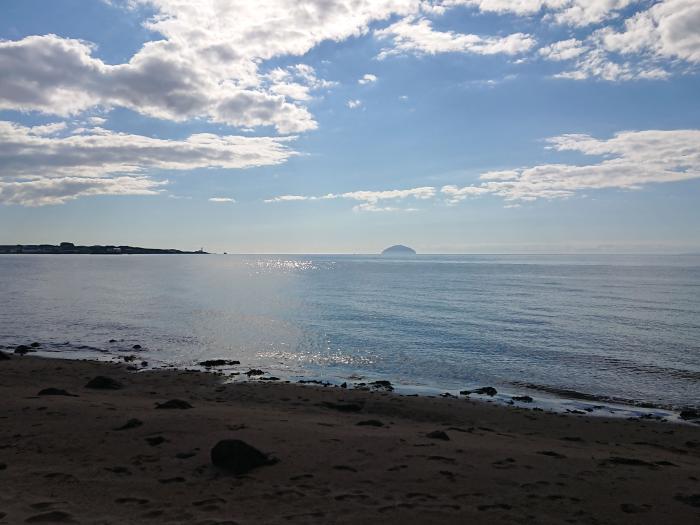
[
  {"xmin": 426, "ymin": 430, "xmax": 450, "ymax": 441},
  {"xmin": 85, "ymin": 376, "xmax": 123, "ymax": 390},
  {"xmin": 199, "ymin": 359, "xmax": 240, "ymax": 367},
  {"xmin": 512, "ymin": 395, "xmax": 533, "ymax": 403},
  {"xmin": 211, "ymin": 439, "xmax": 277, "ymax": 475},
  {"xmin": 38, "ymin": 388, "xmax": 76, "ymax": 397},
  {"xmin": 460, "ymin": 386, "xmax": 498, "ymax": 397},
  {"xmin": 14, "ymin": 345, "xmax": 32, "ymax": 355}
]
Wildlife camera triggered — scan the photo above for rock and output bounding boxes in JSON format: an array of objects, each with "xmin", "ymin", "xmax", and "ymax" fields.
[
  {"xmin": 0, "ymin": 351, "xmax": 10, "ymax": 360},
  {"xmin": 146, "ymin": 436, "xmax": 168, "ymax": 446},
  {"xmin": 460, "ymin": 387, "xmax": 498, "ymax": 397},
  {"xmin": 85, "ymin": 376, "xmax": 123, "ymax": 390},
  {"xmin": 132, "ymin": 344, "xmax": 142, "ymax": 350},
  {"xmin": 259, "ymin": 376, "xmax": 280, "ymax": 381},
  {"xmin": 357, "ymin": 420, "xmax": 384, "ymax": 427},
  {"xmin": 141, "ymin": 361, "xmax": 148, "ymax": 367},
  {"xmin": 340, "ymin": 382, "xmax": 347, "ymax": 388},
  {"xmin": 114, "ymin": 418, "xmax": 143, "ymax": 431},
  {"xmin": 674, "ymin": 493, "xmax": 700, "ymax": 508},
  {"xmin": 155, "ymin": 399, "xmax": 193, "ymax": 409},
  {"xmin": 427, "ymin": 430, "xmax": 450, "ymax": 441},
  {"xmin": 122, "ymin": 355, "xmax": 137, "ymax": 362},
  {"xmin": 370, "ymin": 380, "xmax": 394, "ymax": 391},
  {"xmin": 30, "ymin": 342, "xmax": 41, "ymax": 348},
  {"xmin": 321, "ymin": 401, "xmax": 363, "ymax": 412},
  {"xmin": 24, "ymin": 510, "xmax": 76, "ymax": 523},
  {"xmin": 512, "ymin": 395, "xmax": 533, "ymax": 403},
  {"xmin": 14, "ymin": 345, "xmax": 33, "ymax": 355},
  {"xmin": 245, "ymin": 369, "xmax": 265, "ymax": 376},
  {"xmin": 199, "ymin": 359, "xmax": 240, "ymax": 367},
  {"xmin": 211, "ymin": 439, "xmax": 277, "ymax": 475},
  {"xmin": 679, "ymin": 408, "xmax": 700, "ymax": 421},
  {"xmin": 109, "ymin": 339, "xmax": 117, "ymax": 343},
  {"xmin": 38, "ymin": 388, "xmax": 76, "ymax": 397}
]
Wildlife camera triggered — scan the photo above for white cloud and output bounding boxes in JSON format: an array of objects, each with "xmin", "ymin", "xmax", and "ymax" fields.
[
  {"xmin": 265, "ymin": 186, "xmax": 436, "ymax": 210},
  {"xmin": 0, "ymin": 1, "xmax": 425, "ymax": 134},
  {"xmin": 441, "ymin": 129, "xmax": 700, "ymax": 203},
  {"xmin": 209, "ymin": 197, "xmax": 235, "ymax": 203},
  {"xmin": 446, "ymin": 0, "xmax": 638, "ymax": 26},
  {"xmin": 376, "ymin": 17, "xmax": 535, "ymax": 58},
  {"xmin": 0, "ymin": 120, "xmax": 297, "ymax": 206},
  {"xmin": 347, "ymin": 99, "xmax": 363, "ymax": 109},
  {"xmin": 597, "ymin": 0, "xmax": 700, "ymax": 64},
  {"xmin": 539, "ymin": 38, "xmax": 587, "ymax": 61},
  {"xmin": 358, "ymin": 73, "xmax": 378, "ymax": 84},
  {"xmin": 0, "ymin": 176, "xmax": 165, "ymax": 207}
]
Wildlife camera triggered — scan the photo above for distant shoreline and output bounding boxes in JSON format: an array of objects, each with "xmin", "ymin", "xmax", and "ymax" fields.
[{"xmin": 0, "ymin": 242, "xmax": 207, "ymax": 255}]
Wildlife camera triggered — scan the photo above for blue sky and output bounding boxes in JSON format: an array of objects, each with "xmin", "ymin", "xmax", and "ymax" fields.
[{"xmin": 1, "ymin": 0, "xmax": 699, "ymax": 253}]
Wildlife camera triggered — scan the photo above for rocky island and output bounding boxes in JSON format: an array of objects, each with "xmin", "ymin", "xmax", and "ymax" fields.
[
  {"xmin": 381, "ymin": 244, "xmax": 417, "ymax": 256},
  {"xmin": 0, "ymin": 242, "xmax": 207, "ymax": 255}
]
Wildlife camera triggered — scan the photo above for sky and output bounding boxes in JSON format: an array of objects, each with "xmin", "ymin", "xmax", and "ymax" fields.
[{"xmin": 0, "ymin": 0, "xmax": 699, "ymax": 254}]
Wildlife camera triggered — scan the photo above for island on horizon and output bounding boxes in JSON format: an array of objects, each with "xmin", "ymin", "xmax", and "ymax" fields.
[
  {"xmin": 381, "ymin": 244, "xmax": 417, "ymax": 256},
  {"xmin": 0, "ymin": 242, "xmax": 207, "ymax": 255}
]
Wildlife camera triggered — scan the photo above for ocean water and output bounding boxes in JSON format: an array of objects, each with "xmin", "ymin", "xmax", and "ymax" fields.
[{"xmin": 1, "ymin": 254, "xmax": 699, "ymax": 410}]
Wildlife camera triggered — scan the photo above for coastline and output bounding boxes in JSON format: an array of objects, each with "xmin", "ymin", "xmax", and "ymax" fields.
[{"xmin": 1, "ymin": 355, "xmax": 698, "ymax": 524}]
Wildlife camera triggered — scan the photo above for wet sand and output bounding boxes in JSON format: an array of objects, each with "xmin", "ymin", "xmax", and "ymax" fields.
[{"xmin": 0, "ymin": 355, "xmax": 698, "ymax": 524}]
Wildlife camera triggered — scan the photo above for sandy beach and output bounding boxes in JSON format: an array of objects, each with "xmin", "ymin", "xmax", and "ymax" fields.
[{"xmin": 1, "ymin": 354, "xmax": 698, "ymax": 524}]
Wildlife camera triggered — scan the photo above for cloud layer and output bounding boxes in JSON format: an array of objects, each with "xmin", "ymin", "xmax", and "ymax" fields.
[
  {"xmin": 0, "ymin": 121, "xmax": 296, "ymax": 206},
  {"xmin": 266, "ymin": 129, "xmax": 700, "ymax": 209}
]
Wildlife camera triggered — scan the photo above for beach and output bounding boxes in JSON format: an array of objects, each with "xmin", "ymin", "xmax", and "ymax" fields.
[{"xmin": 1, "ymin": 355, "xmax": 698, "ymax": 524}]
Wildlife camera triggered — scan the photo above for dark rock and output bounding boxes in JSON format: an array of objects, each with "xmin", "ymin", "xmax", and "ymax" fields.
[
  {"xmin": 14, "ymin": 345, "xmax": 33, "ymax": 355},
  {"xmin": 245, "ymin": 369, "xmax": 265, "ymax": 376},
  {"xmin": 30, "ymin": 342, "xmax": 41, "ymax": 348},
  {"xmin": 109, "ymin": 339, "xmax": 117, "ymax": 343},
  {"xmin": 211, "ymin": 439, "xmax": 277, "ymax": 475},
  {"xmin": 675, "ymin": 493, "xmax": 700, "ymax": 508},
  {"xmin": 24, "ymin": 510, "xmax": 76, "ymax": 523},
  {"xmin": 602, "ymin": 456, "xmax": 656, "ymax": 468},
  {"xmin": 512, "ymin": 395, "xmax": 534, "ymax": 403},
  {"xmin": 85, "ymin": 376, "xmax": 123, "ymax": 390},
  {"xmin": 132, "ymin": 344, "xmax": 142, "ymax": 350},
  {"xmin": 357, "ymin": 420, "xmax": 384, "ymax": 427},
  {"xmin": 199, "ymin": 359, "xmax": 240, "ymax": 367},
  {"xmin": 259, "ymin": 376, "xmax": 280, "ymax": 381},
  {"xmin": 472, "ymin": 387, "xmax": 498, "ymax": 396},
  {"xmin": 321, "ymin": 401, "xmax": 363, "ymax": 412},
  {"xmin": 370, "ymin": 380, "xmax": 394, "ymax": 391},
  {"xmin": 146, "ymin": 436, "xmax": 168, "ymax": 446},
  {"xmin": 141, "ymin": 361, "xmax": 148, "ymax": 367},
  {"xmin": 340, "ymin": 382, "xmax": 347, "ymax": 388},
  {"xmin": 126, "ymin": 365, "xmax": 138, "ymax": 371},
  {"xmin": 538, "ymin": 450, "xmax": 567, "ymax": 459},
  {"xmin": 38, "ymin": 388, "xmax": 76, "ymax": 397},
  {"xmin": 114, "ymin": 418, "xmax": 143, "ymax": 431},
  {"xmin": 679, "ymin": 408, "xmax": 700, "ymax": 421},
  {"xmin": 427, "ymin": 430, "xmax": 450, "ymax": 441},
  {"xmin": 122, "ymin": 355, "xmax": 137, "ymax": 362},
  {"xmin": 155, "ymin": 399, "xmax": 193, "ymax": 409},
  {"xmin": 298, "ymin": 379, "xmax": 331, "ymax": 386},
  {"xmin": 0, "ymin": 351, "xmax": 10, "ymax": 360}
]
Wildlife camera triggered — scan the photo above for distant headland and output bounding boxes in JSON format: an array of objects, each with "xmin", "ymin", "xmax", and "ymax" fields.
[
  {"xmin": 381, "ymin": 244, "xmax": 417, "ymax": 256},
  {"xmin": 0, "ymin": 242, "xmax": 207, "ymax": 255}
]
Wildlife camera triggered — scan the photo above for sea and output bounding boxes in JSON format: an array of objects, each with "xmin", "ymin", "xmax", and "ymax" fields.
[{"xmin": 1, "ymin": 254, "xmax": 699, "ymax": 416}]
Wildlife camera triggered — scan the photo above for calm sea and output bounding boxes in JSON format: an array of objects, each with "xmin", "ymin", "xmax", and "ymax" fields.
[{"xmin": 1, "ymin": 254, "xmax": 699, "ymax": 409}]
